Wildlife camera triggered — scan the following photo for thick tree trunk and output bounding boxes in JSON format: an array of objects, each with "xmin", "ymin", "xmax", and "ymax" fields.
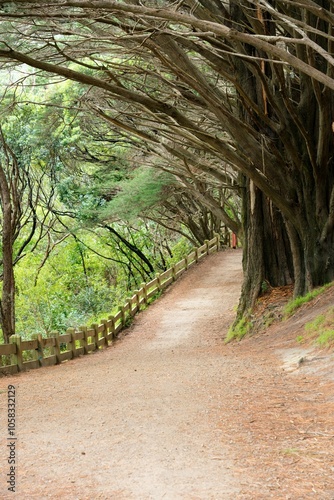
[
  {"xmin": 0, "ymin": 164, "xmax": 15, "ymax": 344},
  {"xmin": 239, "ymin": 174, "xmax": 334, "ymax": 318},
  {"xmin": 230, "ymin": 0, "xmax": 334, "ymax": 319},
  {"xmin": 237, "ymin": 178, "xmax": 294, "ymax": 317},
  {"xmin": 287, "ymin": 215, "xmax": 334, "ymax": 297}
]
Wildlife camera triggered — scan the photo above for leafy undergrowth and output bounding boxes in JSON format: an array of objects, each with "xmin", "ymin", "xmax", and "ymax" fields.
[{"xmin": 227, "ymin": 282, "xmax": 334, "ymax": 349}]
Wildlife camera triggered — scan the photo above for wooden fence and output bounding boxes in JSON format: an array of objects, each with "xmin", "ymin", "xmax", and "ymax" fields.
[{"xmin": 0, "ymin": 235, "xmax": 220, "ymax": 375}]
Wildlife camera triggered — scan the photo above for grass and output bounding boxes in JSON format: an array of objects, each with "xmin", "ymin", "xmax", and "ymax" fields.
[
  {"xmin": 317, "ymin": 329, "xmax": 334, "ymax": 346},
  {"xmin": 147, "ymin": 290, "xmax": 162, "ymax": 304},
  {"xmin": 225, "ymin": 316, "xmax": 252, "ymax": 343},
  {"xmin": 303, "ymin": 307, "xmax": 334, "ymax": 348},
  {"xmin": 124, "ymin": 316, "xmax": 134, "ymax": 328},
  {"xmin": 305, "ymin": 314, "xmax": 326, "ymax": 333},
  {"xmin": 284, "ymin": 282, "xmax": 333, "ymax": 317},
  {"xmin": 226, "ymin": 281, "xmax": 334, "ymax": 345}
]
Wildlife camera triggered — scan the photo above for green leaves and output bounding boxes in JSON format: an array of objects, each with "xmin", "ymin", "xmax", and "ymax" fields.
[
  {"xmin": 103, "ymin": 166, "xmax": 174, "ymax": 222},
  {"xmin": 0, "ymin": 65, "xmax": 200, "ymax": 341}
]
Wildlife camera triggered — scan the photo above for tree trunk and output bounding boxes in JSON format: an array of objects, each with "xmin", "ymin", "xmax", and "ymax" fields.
[
  {"xmin": 0, "ymin": 163, "xmax": 15, "ymax": 343},
  {"xmin": 287, "ymin": 211, "xmax": 334, "ymax": 297},
  {"xmin": 103, "ymin": 224, "xmax": 154, "ymax": 276},
  {"xmin": 239, "ymin": 171, "xmax": 334, "ymax": 317},
  {"xmin": 237, "ymin": 178, "xmax": 294, "ymax": 317},
  {"xmin": 231, "ymin": 0, "xmax": 334, "ymax": 318}
]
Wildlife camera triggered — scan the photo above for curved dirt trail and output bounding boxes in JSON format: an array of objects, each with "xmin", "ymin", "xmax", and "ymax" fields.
[
  {"xmin": 0, "ymin": 250, "xmax": 242, "ymax": 499},
  {"xmin": 1, "ymin": 249, "xmax": 334, "ymax": 499}
]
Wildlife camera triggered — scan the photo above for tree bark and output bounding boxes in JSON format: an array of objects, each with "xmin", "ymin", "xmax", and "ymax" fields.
[
  {"xmin": 2, "ymin": 0, "xmax": 334, "ymax": 322},
  {"xmin": 103, "ymin": 224, "xmax": 154, "ymax": 276},
  {"xmin": 0, "ymin": 163, "xmax": 15, "ymax": 343},
  {"xmin": 237, "ymin": 178, "xmax": 294, "ymax": 317}
]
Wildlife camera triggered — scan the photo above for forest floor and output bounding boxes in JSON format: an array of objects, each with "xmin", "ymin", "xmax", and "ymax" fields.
[{"xmin": 0, "ymin": 249, "xmax": 334, "ymax": 499}]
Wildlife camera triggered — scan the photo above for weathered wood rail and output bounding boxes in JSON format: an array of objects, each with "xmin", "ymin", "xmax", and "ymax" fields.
[{"xmin": 0, "ymin": 235, "xmax": 220, "ymax": 375}]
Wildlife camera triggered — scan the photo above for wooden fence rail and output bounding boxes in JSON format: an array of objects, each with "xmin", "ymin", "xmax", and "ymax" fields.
[{"xmin": 0, "ymin": 235, "xmax": 220, "ymax": 375}]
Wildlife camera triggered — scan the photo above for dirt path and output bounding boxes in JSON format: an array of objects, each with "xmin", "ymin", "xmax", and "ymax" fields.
[{"xmin": 0, "ymin": 250, "xmax": 334, "ymax": 499}]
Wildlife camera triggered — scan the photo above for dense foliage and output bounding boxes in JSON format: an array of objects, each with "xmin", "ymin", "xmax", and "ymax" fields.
[
  {"xmin": 0, "ymin": 76, "xmax": 198, "ymax": 342},
  {"xmin": 0, "ymin": 0, "xmax": 333, "ymax": 339}
]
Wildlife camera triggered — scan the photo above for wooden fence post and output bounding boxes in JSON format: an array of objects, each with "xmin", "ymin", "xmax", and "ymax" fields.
[
  {"xmin": 32, "ymin": 333, "xmax": 44, "ymax": 366},
  {"xmin": 54, "ymin": 332, "xmax": 61, "ymax": 364},
  {"xmin": 91, "ymin": 324, "xmax": 99, "ymax": 350},
  {"xmin": 119, "ymin": 306, "xmax": 126, "ymax": 327},
  {"xmin": 215, "ymin": 233, "xmax": 220, "ymax": 251},
  {"xmin": 101, "ymin": 320, "xmax": 108, "ymax": 346},
  {"xmin": 126, "ymin": 298, "xmax": 133, "ymax": 317},
  {"xmin": 172, "ymin": 265, "xmax": 176, "ymax": 281},
  {"xmin": 66, "ymin": 328, "xmax": 77, "ymax": 358},
  {"xmin": 49, "ymin": 331, "xmax": 58, "ymax": 357},
  {"xmin": 134, "ymin": 290, "xmax": 140, "ymax": 310},
  {"xmin": 79, "ymin": 326, "xmax": 88, "ymax": 354},
  {"xmin": 108, "ymin": 315, "xmax": 116, "ymax": 340},
  {"xmin": 10, "ymin": 335, "xmax": 23, "ymax": 372},
  {"xmin": 142, "ymin": 283, "xmax": 148, "ymax": 304}
]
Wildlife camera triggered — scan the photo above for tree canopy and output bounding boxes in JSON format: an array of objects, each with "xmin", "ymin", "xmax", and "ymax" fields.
[
  {"xmin": 0, "ymin": 70, "xmax": 202, "ymax": 341},
  {"xmin": 0, "ymin": 0, "xmax": 333, "ymax": 332}
]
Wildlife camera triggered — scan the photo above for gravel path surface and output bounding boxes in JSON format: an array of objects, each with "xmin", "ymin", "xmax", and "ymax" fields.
[{"xmin": 1, "ymin": 249, "xmax": 334, "ymax": 499}]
